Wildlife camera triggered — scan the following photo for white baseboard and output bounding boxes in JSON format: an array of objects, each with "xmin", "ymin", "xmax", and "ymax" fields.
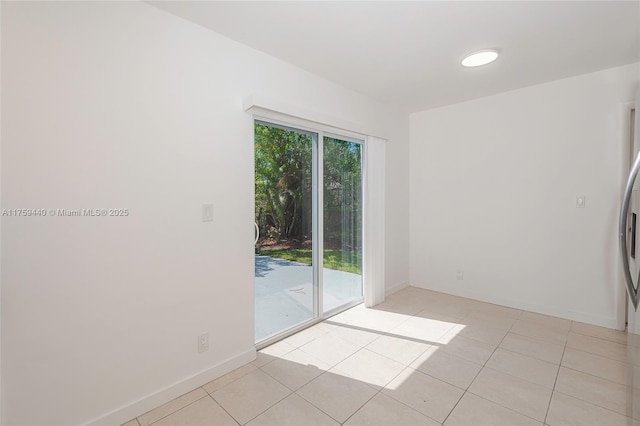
[
  {"xmin": 87, "ymin": 348, "xmax": 256, "ymax": 426},
  {"xmin": 411, "ymin": 282, "xmax": 620, "ymax": 330},
  {"xmin": 385, "ymin": 281, "xmax": 409, "ymax": 297}
]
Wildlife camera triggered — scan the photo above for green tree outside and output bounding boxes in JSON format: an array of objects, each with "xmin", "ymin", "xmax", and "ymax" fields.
[{"xmin": 255, "ymin": 123, "xmax": 362, "ymax": 274}]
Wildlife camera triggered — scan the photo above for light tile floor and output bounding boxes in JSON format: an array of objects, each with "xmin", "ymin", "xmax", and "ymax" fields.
[{"xmin": 123, "ymin": 287, "xmax": 636, "ymax": 426}]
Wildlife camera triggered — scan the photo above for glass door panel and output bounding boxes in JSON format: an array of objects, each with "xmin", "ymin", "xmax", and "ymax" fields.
[
  {"xmin": 254, "ymin": 121, "xmax": 316, "ymax": 343},
  {"xmin": 322, "ymin": 136, "xmax": 363, "ymax": 313}
]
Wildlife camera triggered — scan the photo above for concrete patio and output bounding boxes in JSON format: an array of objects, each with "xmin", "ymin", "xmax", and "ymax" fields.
[{"xmin": 255, "ymin": 254, "xmax": 362, "ymax": 342}]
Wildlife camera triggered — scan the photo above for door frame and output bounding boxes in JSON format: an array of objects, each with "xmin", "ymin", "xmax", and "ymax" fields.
[{"xmin": 252, "ymin": 112, "xmax": 366, "ymax": 349}]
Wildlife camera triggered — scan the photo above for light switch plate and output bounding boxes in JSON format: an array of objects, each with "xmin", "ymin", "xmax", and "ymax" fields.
[
  {"xmin": 202, "ymin": 203, "xmax": 214, "ymax": 222},
  {"xmin": 576, "ymin": 196, "xmax": 586, "ymax": 208}
]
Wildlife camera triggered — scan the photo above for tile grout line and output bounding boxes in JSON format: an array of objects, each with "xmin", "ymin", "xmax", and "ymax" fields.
[
  {"xmin": 204, "ymin": 365, "xmax": 258, "ymax": 396},
  {"xmin": 288, "ymin": 325, "xmax": 336, "ymax": 349},
  {"xmin": 287, "ymin": 340, "xmax": 391, "ymax": 426},
  {"xmin": 206, "ymin": 366, "xmax": 291, "ymax": 425},
  {"xmin": 345, "ymin": 303, "xmax": 621, "ymax": 423},
  {"xmin": 292, "ymin": 369, "xmax": 372, "ymax": 425},
  {"xmin": 269, "ymin": 315, "xmax": 411, "ymax": 425},
  {"xmin": 463, "ymin": 333, "xmax": 563, "ymax": 414},
  {"xmin": 137, "ymin": 291, "xmax": 632, "ymax": 426},
  {"xmin": 567, "ymin": 329, "xmax": 628, "ymax": 346},
  {"xmin": 295, "ymin": 343, "xmax": 358, "ymax": 371},
  {"xmin": 357, "ymin": 386, "xmax": 443, "ymax": 426},
  {"xmin": 550, "ymin": 360, "xmax": 638, "ymax": 419},
  {"xmin": 494, "ymin": 344, "xmax": 562, "ymax": 366},
  {"xmin": 137, "ymin": 366, "xmax": 262, "ymax": 425},
  {"xmin": 142, "ymin": 392, "xmax": 209, "ymax": 426},
  {"xmin": 542, "ymin": 323, "xmax": 568, "ymax": 425},
  {"xmin": 342, "ymin": 305, "xmax": 453, "ymax": 423},
  {"xmin": 337, "ymin": 388, "xmax": 380, "ymax": 425},
  {"xmin": 563, "ymin": 344, "xmax": 630, "ymax": 367},
  {"xmin": 337, "ymin": 313, "xmax": 433, "ymax": 423},
  {"xmin": 464, "ymin": 390, "xmax": 545, "ymax": 424},
  {"xmin": 229, "ymin": 388, "xmax": 292, "ymax": 426},
  {"xmin": 205, "ymin": 394, "xmax": 241, "ymax": 426},
  {"xmin": 507, "ymin": 328, "xmax": 567, "ymax": 347},
  {"xmin": 457, "ymin": 320, "xmax": 632, "ymax": 423},
  {"xmin": 290, "ymin": 370, "xmax": 340, "ymax": 423},
  {"xmin": 557, "ymin": 363, "xmax": 632, "ymax": 387},
  {"xmin": 551, "ymin": 388, "xmax": 635, "ymax": 420},
  {"xmin": 440, "ymin": 309, "xmax": 522, "ymax": 425},
  {"xmin": 358, "ymin": 325, "xmax": 455, "ymax": 368},
  {"xmin": 339, "ymin": 307, "xmax": 461, "ymax": 426},
  {"xmin": 569, "ymin": 326, "xmax": 627, "ymax": 345}
]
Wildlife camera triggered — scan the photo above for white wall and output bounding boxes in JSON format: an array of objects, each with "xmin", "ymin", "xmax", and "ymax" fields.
[
  {"xmin": 385, "ymin": 114, "xmax": 410, "ymax": 294},
  {"xmin": 0, "ymin": 2, "xmax": 409, "ymax": 425},
  {"xmin": 410, "ymin": 64, "xmax": 639, "ymax": 328}
]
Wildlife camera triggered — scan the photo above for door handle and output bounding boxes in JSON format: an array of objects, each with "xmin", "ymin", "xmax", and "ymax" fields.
[
  {"xmin": 254, "ymin": 222, "xmax": 260, "ymax": 245},
  {"xmin": 619, "ymin": 152, "xmax": 640, "ymax": 310}
]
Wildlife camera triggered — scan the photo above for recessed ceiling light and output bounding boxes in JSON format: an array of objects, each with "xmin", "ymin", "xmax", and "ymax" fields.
[{"xmin": 461, "ymin": 49, "xmax": 500, "ymax": 67}]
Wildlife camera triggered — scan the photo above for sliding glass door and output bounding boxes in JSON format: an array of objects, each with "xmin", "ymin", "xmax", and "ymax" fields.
[
  {"xmin": 254, "ymin": 121, "xmax": 316, "ymax": 342},
  {"xmin": 254, "ymin": 120, "xmax": 363, "ymax": 344},
  {"xmin": 323, "ymin": 136, "xmax": 363, "ymax": 313}
]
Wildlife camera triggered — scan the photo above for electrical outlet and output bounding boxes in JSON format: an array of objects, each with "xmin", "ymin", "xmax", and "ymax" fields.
[
  {"xmin": 198, "ymin": 333, "xmax": 209, "ymax": 353},
  {"xmin": 202, "ymin": 203, "xmax": 214, "ymax": 222},
  {"xmin": 456, "ymin": 269, "xmax": 464, "ymax": 280}
]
